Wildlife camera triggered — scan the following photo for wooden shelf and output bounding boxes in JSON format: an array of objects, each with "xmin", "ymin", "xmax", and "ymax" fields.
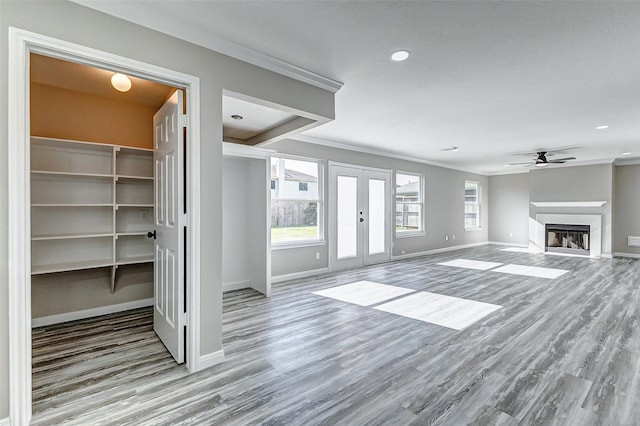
[
  {"xmin": 116, "ymin": 203, "xmax": 154, "ymax": 208},
  {"xmin": 116, "ymin": 175, "xmax": 154, "ymax": 181},
  {"xmin": 32, "ymin": 170, "xmax": 113, "ymax": 179},
  {"xmin": 32, "ymin": 203, "xmax": 113, "ymax": 207},
  {"xmin": 116, "ymin": 255, "xmax": 154, "ymax": 266},
  {"xmin": 31, "ymin": 136, "xmax": 155, "ymax": 295},
  {"xmin": 32, "ymin": 233, "xmax": 113, "ymax": 241},
  {"xmin": 32, "ymin": 259, "xmax": 114, "ymax": 275}
]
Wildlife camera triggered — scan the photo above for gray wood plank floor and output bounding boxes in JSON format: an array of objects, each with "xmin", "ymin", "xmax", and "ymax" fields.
[{"xmin": 31, "ymin": 246, "xmax": 640, "ymax": 425}]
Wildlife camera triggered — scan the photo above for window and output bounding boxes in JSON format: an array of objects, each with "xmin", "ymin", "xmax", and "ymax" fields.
[
  {"xmin": 465, "ymin": 181, "xmax": 481, "ymax": 229},
  {"xmin": 395, "ymin": 172, "xmax": 423, "ymax": 234},
  {"xmin": 271, "ymin": 157, "xmax": 322, "ymax": 244}
]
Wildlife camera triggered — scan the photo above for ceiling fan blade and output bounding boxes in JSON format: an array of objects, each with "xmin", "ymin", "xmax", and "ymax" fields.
[
  {"xmin": 508, "ymin": 161, "xmax": 534, "ymax": 165},
  {"xmin": 549, "ymin": 157, "xmax": 576, "ymax": 162}
]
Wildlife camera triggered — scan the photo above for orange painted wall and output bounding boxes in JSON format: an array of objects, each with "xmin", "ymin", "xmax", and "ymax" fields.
[{"xmin": 31, "ymin": 83, "xmax": 156, "ymax": 149}]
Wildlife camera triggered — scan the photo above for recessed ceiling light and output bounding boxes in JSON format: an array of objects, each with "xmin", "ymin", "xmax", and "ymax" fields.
[
  {"xmin": 231, "ymin": 114, "xmax": 243, "ymax": 120},
  {"xmin": 622, "ymin": 152, "xmax": 632, "ymax": 156},
  {"xmin": 111, "ymin": 73, "xmax": 131, "ymax": 92},
  {"xmin": 390, "ymin": 50, "xmax": 410, "ymax": 62},
  {"xmin": 595, "ymin": 125, "xmax": 610, "ymax": 130}
]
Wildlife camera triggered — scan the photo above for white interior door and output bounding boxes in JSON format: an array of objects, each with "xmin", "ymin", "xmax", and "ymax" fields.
[
  {"xmin": 152, "ymin": 90, "xmax": 185, "ymax": 363},
  {"xmin": 329, "ymin": 163, "xmax": 391, "ymax": 270}
]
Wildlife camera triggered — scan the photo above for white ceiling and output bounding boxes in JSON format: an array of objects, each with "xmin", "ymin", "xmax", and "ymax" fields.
[
  {"xmin": 77, "ymin": 1, "xmax": 640, "ymax": 174},
  {"xmin": 222, "ymin": 96, "xmax": 298, "ymax": 142}
]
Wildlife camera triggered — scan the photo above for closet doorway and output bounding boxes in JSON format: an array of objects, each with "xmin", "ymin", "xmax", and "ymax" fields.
[{"xmin": 8, "ymin": 29, "xmax": 203, "ymax": 424}]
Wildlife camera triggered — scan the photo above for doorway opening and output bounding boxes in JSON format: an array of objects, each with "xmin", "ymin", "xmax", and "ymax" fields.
[{"xmin": 8, "ymin": 27, "xmax": 203, "ymax": 425}]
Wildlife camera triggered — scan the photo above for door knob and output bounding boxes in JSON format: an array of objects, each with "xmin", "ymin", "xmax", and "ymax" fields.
[
  {"xmin": 359, "ymin": 218, "xmax": 364, "ymax": 223},
  {"xmin": 147, "ymin": 230, "xmax": 157, "ymax": 239}
]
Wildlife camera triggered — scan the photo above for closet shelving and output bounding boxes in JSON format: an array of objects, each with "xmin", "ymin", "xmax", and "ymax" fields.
[{"xmin": 31, "ymin": 136, "xmax": 155, "ymax": 292}]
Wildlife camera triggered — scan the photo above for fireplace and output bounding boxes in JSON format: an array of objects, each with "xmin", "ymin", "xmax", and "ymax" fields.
[{"xmin": 545, "ymin": 224, "xmax": 590, "ymax": 255}]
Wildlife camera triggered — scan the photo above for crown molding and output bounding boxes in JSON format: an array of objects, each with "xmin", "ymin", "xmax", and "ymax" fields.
[
  {"xmin": 71, "ymin": 1, "xmax": 343, "ymax": 93},
  {"xmin": 614, "ymin": 158, "xmax": 640, "ymax": 166}
]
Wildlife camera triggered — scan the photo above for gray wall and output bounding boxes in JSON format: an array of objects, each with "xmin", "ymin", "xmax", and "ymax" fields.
[
  {"xmin": 529, "ymin": 164, "xmax": 614, "ymax": 255},
  {"xmin": 614, "ymin": 164, "xmax": 640, "ymax": 255},
  {"xmin": 488, "ymin": 173, "xmax": 529, "ymax": 245},
  {"xmin": 268, "ymin": 139, "xmax": 489, "ymax": 277},
  {"xmin": 222, "ymin": 158, "xmax": 251, "ymax": 287},
  {"xmin": 0, "ymin": 1, "xmax": 334, "ymax": 418}
]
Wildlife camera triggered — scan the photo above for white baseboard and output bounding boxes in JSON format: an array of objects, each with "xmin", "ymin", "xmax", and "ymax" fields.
[
  {"xmin": 32, "ymin": 298, "xmax": 154, "ymax": 327},
  {"xmin": 391, "ymin": 241, "xmax": 489, "ymax": 261},
  {"xmin": 271, "ymin": 267, "xmax": 330, "ymax": 284},
  {"xmin": 601, "ymin": 253, "xmax": 613, "ymax": 259},
  {"xmin": 198, "ymin": 349, "xmax": 225, "ymax": 370},
  {"xmin": 613, "ymin": 252, "xmax": 640, "ymax": 259},
  {"xmin": 488, "ymin": 241, "xmax": 529, "ymax": 248},
  {"xmin": 0, "ymin": 416, "xmax": 10, "ymax": 426},
  {"xmin": 223, "ymin": 280, "xmax": 251, "ymax": 292}
]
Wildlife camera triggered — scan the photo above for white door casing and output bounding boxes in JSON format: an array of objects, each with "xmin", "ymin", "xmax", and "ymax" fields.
[
  {"xmin": 153, "ymin": 90, "xmax": 186, "ymax": 363},
  {"xmin": 329, "ymin": 163, "xmax": 391, "ymax": 270}
]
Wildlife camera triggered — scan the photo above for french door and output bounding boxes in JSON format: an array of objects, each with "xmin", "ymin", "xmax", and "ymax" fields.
[{"xmin": 329, "ymin": 163, "xmax": 391, "ymax": 270}]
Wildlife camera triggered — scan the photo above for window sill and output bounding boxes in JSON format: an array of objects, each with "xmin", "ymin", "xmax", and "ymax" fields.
[
  {"xmin": 395, "ymin": 231, "xmax": 426, "ymax": 239},
  {"xmin": 271, "ymin": 240, "xmax": 326, "ymax": 250},
  {"xmin": 464, "ymin": 227, "xmax": 483, "ymax": 232}
]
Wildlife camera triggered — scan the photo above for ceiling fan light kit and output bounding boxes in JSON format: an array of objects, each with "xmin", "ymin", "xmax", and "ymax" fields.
[{"xmin": 509, "ymin": 151, "xmax": 577, "ymax": 167}]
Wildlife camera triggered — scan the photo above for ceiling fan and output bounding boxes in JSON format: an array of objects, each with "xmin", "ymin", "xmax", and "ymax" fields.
[{"xmin": 509, "ymin": 151, "xmax": 576, "ymax": 167}]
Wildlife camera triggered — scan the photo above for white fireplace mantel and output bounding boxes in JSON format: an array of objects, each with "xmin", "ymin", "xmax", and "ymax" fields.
[
  {"xmin": 530, "ymin": 201, "xmax": 607, "ymax": 208},
  {"xmin": 530, "ymin": 213, "xmax": 602, "ymax": 258}
]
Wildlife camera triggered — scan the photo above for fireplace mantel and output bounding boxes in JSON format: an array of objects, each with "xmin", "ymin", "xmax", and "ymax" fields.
[{"xmin": 530, "ymin": 201, "xmax": 607, "ymax": 208}]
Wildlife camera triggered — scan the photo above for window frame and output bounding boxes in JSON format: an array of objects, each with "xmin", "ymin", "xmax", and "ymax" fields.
[
  {"xmin": 270, "ymin": 154, "xmax": 325, "ymax": 249},
  {"xmin": 394, "ymin": 171, "xmax": 425, "ymax": 238},
  {"xmin": 464, "ymin": 180, "xmax": 482, "ymax": 231}
]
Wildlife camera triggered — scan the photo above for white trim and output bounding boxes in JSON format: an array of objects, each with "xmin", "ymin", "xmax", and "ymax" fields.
[
  {"xmin": 32, "ymin": 299, "xmax": 154, "ymax": 327},
  {"xmin": 8, "ymin": 27, "xmax": 204, "ymax": 424},
  {"xmin": 390, "ymin": 242, "xmax": 489, "ymax": 261},
  {"xmin": 614, "ymin": 158, "xmax": 640, "ymax": 166},
  {"xmin": 488, "ymin": 241, "xmax": 529, "ymax": 248},
  {"xmin": 298, "ymin": 135, "xmax": 486, "ymax": 175},
  {"xmin": 223, "ymin": 280, "xmax": 252, "ymax": 292},
  {"xmin": 601, "ymin": 253, "xmax": 613, "ymax": 259},
  {"xmin": 613, "ymin": 252, "xmax": 640, "ymax": 259},
  {"xmin": 271, "ymin": 267, "xmax": 330, "ymax": 284},
  {"xmin": 530, "ymin": 201, "xmax": 607, "ymax": 208},
  {"xmin": 71, "ymin": 1, "xmax": 342, "ymax": 93},
  {"xmin": 223, "ymin": 142, "xmax": 275, "ymax": 159},
  {"xmin": 271, "ymin": 240, "xmax": 326, "ymax": 250},
  {"xmin": 198, "ymin": 349, "xmax": 226, "ymax": 370},
  {"xmin": 0, "ymin": 417, "xmax": 11, "ymax": 426}
]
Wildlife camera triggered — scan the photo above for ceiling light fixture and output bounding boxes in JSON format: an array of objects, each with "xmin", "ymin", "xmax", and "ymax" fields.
[
  {"xmin": 535, "ymin": 162, "xmax": 549, "ymax": 167},
  {"xmin": 231, "ymin": 114, "xmax": 243, "ymax": 120},
  {"xmin": 595, "ymin": 125, "xmax": 610, "ymax": 130},
  {"xmin": 442, "ymin": 146, "xmax": 459, "ymax": 152},
  {"xmin": 622, "ymin": 152, "xmax": 632, "ymax": 156},
  {"xmin": 111, "ymin": 73, "xmax": 132, "ymax": 92},
  {"xmin": 390, "ymin": 50, "xmax": 410, "ymax": 62}
]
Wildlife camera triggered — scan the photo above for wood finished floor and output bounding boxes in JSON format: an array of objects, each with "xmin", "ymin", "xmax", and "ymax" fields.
[{"xmin": 31, "ymin": 246, "xmax": 640, "ymax": 425}]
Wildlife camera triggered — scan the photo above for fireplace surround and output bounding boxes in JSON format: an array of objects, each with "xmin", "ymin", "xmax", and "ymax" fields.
[{"xmin": 532, "ymin": 214, "xmax": 602, "ymax": 258}]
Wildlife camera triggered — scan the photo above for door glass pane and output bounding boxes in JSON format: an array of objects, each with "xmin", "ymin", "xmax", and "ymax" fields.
[
  {"xmin": 337, "ymin": 175, "xmax": 358, "ymax": 259},
  {"xmin": 368, "ymin": 178, "xmax": 385, "ymax": 255}
]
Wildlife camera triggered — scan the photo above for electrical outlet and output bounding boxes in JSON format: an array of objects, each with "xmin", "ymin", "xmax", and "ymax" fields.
[
  {"xmin": 315, "ymin": 252, "xmax": 320, "ymax": 260},
  {"xmin": 141, "ymin": 210, "xmax": 148, "ymax": 221},
  {"xmin": 445, "ymin": 235, "xmax": 449, "ymax": 241},
  {"xmin": 452, "ymin": 234, "xmax": 456, "ymax": 240},
  {"xmin": 401, "ymin": 250, "xmax": 406, "ymax": 255},
  {"xmin": 509, "ymin": 232, "xmax": 513, "ymax": 238}
]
